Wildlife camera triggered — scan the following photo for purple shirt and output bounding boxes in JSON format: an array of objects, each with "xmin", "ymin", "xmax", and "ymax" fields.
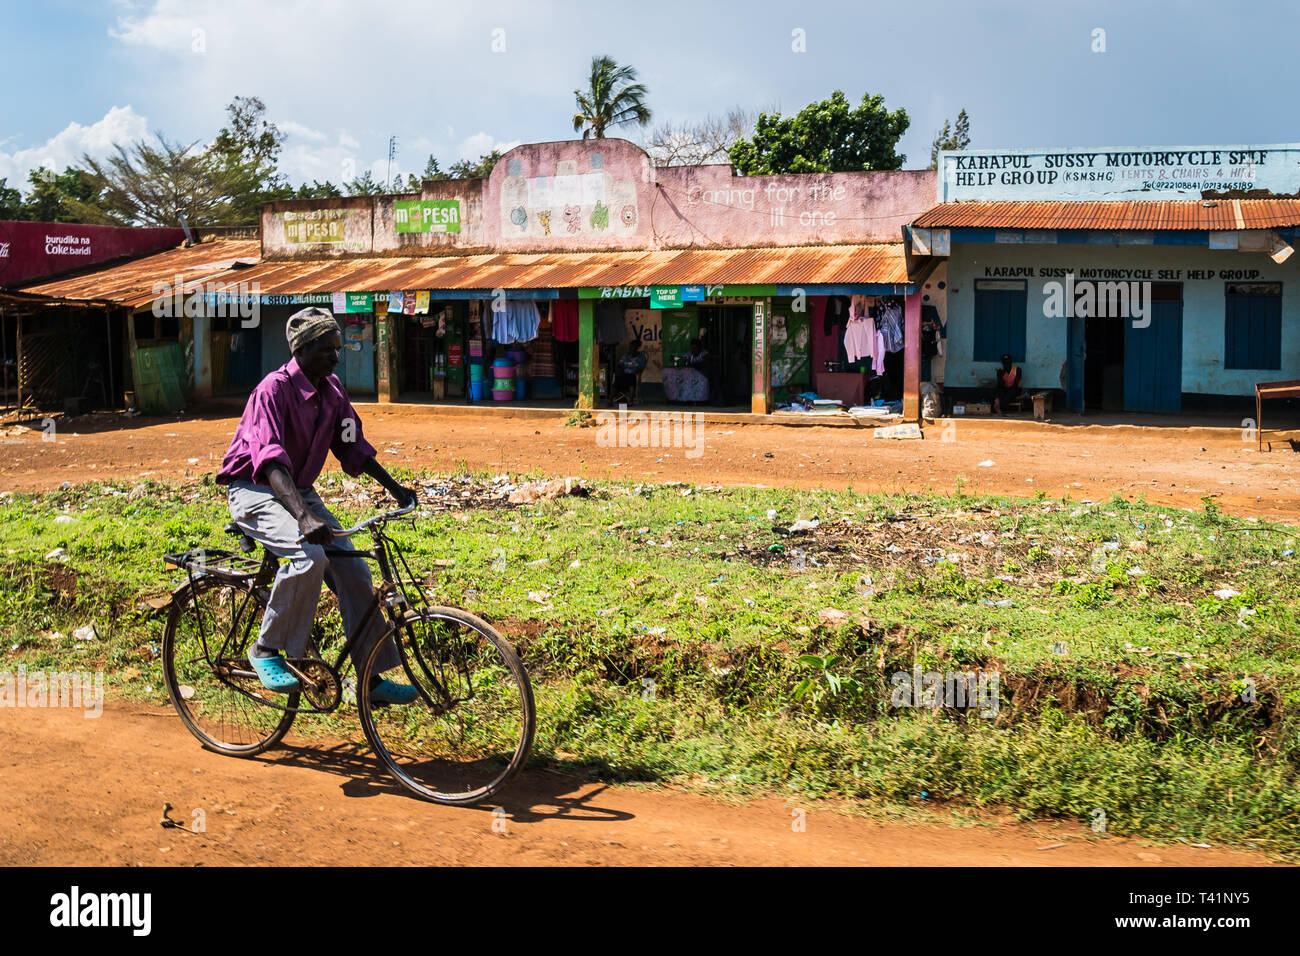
[{"xmin": 216, "ymin": 357, "xmax": 377, "ymax": 488}]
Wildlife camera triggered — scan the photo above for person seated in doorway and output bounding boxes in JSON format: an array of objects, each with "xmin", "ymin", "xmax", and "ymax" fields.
[
  {"xmin": 683, "ymin": 337, "xmax": 709, "ymax": 370},
  {"xmin": 992, "ymin": 353, "xmax": 1022, "ymax": 414},
  {"xmin": 681, "ymin": 337, "xmax": 714, "ymax": 403},
  {"xmin": 612, "ymin": 337, "xmax": 647, "ymax": 406}
]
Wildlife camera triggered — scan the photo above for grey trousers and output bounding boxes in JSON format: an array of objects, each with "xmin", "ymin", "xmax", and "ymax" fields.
[{"xmin": 227, "ymin": 480, "xmax": 400, "ymax": 676}]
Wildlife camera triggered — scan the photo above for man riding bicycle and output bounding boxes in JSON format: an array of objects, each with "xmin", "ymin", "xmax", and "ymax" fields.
[{"xmin": 216, "ymin": 307, "xmax": 418, "ymax": 704}]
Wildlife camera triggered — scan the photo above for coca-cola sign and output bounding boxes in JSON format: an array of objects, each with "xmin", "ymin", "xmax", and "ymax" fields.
[{"xmin": 0, "ymin": 221, "xmax": 185, "ymax": 287}]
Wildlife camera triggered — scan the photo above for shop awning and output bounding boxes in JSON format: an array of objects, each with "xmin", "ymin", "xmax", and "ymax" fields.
[
  {"xmin": 912, "ymin": 199, "xmax": 1300, "ymax": 231},
  {"xmin": 19, "ymin": 239, "xmax": 261, "ymax": 308},
  {"xmin": 21, "ymin": 241, "xmax": 911, "ymax": 307}
]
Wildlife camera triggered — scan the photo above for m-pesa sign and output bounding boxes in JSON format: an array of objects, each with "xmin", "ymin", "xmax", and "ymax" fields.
[{"xmin": 938, "ymin": 144, "xmax": 1300, "ymax": 201}]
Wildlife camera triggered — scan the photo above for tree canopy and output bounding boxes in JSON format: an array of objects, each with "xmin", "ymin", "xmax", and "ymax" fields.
[
  {"xmin": 728, "ymin": 91, "xmax": 909, "ymax": 175},
  {"xmin": 572, "ymin": 55, "xmax": 651, "ymax": 139},
  {"xmin": 929, "ymin": 108, "xmax": 972, "ymax": 169}
]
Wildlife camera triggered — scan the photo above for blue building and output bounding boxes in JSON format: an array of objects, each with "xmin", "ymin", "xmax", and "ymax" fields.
[{"xmin": 910, "ymin": 144, "xmax": 1300, "ymax": 414}]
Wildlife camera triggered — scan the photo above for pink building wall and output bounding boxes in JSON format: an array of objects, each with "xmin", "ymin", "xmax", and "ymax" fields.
[{"xmin": 262, "ymin": 138, "xmax": 936, "ymax": 260}]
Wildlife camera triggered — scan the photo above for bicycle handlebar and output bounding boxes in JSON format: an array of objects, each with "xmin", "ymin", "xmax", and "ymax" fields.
[{"xmin": 295, "ymin": 498, "xmax": 417, "ymax": 544}]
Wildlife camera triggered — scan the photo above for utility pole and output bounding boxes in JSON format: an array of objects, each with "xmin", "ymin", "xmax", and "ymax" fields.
[{"xmin": 386, "ymin": 135, "xmax": 398, "ymax": 190}]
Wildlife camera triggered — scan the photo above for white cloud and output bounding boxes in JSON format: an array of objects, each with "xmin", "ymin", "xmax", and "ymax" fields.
[
  {"xmin": 96, "ymin": 0, "xmax": 553, "ymax": 187},
  {"xmin": 458, "ymin": 133, "xmax": 521, "ymax": 160},
  {"xmin": 279, "ymin": 120, "xmax": 327, "ymax": 144},
  {"xmin": 109, "ymin": 0, "xmax": 200, "ymax": 49},
  {"xmin": 0, "ymin": 106, "xmax": 149, "ymax": 185}
]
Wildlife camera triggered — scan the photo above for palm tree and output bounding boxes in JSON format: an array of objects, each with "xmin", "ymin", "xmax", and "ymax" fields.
[{"xmin": 572, "ymin": 55, "xmax": 652, "ymax": 139}]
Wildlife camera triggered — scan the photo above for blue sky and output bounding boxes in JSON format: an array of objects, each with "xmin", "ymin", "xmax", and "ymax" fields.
[{"xmin": 1, "ymin": 0, "xmax": 1297, "ymax": 190}]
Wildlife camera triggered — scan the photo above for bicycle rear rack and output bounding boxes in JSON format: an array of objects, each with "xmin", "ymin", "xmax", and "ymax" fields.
[{"xmin": 163, "ymin": 548, "xmax": 264, "ymax": 582}]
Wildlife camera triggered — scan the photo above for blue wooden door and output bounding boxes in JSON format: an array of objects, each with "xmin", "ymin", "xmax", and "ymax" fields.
[
  {"xmin": 340, "ymin": 316, "xmax": 376, "ymax": 393},
  {"xmin": 1066, "ymin": 312, "xmax": 1085, "ymax": 412},
  {"xmin": 1124, "ymin": 296, "xmax": 1182, "ymax": 412}
]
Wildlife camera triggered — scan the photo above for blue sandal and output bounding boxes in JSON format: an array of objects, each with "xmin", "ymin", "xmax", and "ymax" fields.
[
  {"xmin": 370, "ymin": 678, "xmax": 418, "ymax": 705},
  {"xmin": 248, "ymin": 653, "xmax": 301, "ymax": 693}
]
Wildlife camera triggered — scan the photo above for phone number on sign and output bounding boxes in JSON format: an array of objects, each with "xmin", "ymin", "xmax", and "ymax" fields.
[{"xmin": 1144, "ymin": 180, "xmax": 1256, "ymax": 191}]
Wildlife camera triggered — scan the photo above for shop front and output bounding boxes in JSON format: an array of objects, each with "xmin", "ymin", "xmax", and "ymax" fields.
[{"xmin": 917, "ymin": 143, "xmax": 1300, "ymax": 416}]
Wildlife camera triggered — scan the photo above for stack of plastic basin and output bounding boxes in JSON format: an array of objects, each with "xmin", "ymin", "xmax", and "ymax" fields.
[
  {"xmin": 491, "ymin": 357, "xmax": 514, "ymax": 401},
  {"xmin": 468, "ymin": 361, "xmax": 485, "ymax": 401},
  {"xmin": 507, "ymin": 347, "xmax": 529, "ymax": 400}
]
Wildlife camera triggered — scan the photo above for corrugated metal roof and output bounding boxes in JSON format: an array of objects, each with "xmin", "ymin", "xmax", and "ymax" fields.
[
  {"xmin": 23, "ymin": 242, "xmax": 908, "ymax": 307},
  {"xmin": 20, "ymin": 239, "xmax": 260, "ymax": 306},
  {"xmin": 912, "ymin": 200, "xmax": 1300, "ymax": 231}
]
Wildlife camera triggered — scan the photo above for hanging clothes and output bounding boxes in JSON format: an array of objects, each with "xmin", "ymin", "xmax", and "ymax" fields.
[
  {"xmin": 876, "ymin": 299, "xmax": 904, "ymax": 353},
  {"xmin": 492, "ymin": 299, "xmax": 542, "ymax": 345},
  {"xmin": 551, "ymin": 299, "xmax": 579, "ymax": 342},
  {"xmin": 844, "ymin": 316, "xmax": 876, "ymax": 364},
  {"xmin": 823, "ymin": 295, "xmax": 850, "ymax": 337}
]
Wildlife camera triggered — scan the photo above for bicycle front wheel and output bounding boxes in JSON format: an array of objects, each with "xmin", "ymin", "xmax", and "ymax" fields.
[
  {"xmin": 358, "ymin": 606, "xmax": 534, "ymax": 805},
  {"xmin": 162, "ymin": 576, "xmax": 298, "ymax": 756}
]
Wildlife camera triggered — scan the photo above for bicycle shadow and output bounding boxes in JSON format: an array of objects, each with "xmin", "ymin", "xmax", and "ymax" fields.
[{"xmin": 250, "ymin": 741, "xmax": 637, "ymax": 825}]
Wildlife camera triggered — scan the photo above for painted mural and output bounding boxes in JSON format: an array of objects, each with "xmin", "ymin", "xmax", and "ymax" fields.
[{"xmin": 495, "ymin": 146, "xmax": 642, "ymax": 246}]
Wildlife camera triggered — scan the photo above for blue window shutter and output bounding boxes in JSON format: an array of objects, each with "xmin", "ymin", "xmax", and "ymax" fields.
[
  {"xmin": 974, "ymin": 286, "xmax": 1027, "ymax": 363},
  {"xmin": 1225, "ymin": 286, "xmax": 1281, "ymax": 370}
]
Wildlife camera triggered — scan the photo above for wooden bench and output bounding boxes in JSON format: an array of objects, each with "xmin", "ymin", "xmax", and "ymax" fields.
[
  {"xmin": 1007, "ymin": 391, "xmax": 1053, "ymax": 420},
  {"xmin": 1254, "ymin": 379, "xmax": 1300, "ymax": 451}
]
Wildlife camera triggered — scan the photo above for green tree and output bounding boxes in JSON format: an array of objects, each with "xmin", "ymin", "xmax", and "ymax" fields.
[
  {"xmin": 0, "ymin": 177, "xmax": 29, "ymax": 219},
  {"xmin": 75, "ymin": 133, "xmax": 265, "ymax": 226},
  {"xmin": 728, "ymin": 90, "xmax": 910, "ymax": 175},
  {"xmin": 406, "ymin": 154, "xmax": 445, "ymax": 190},
  {"xmin": 210, "ymin": 95, "xmax": 288, "ymax": 221},
  {"xmin": 343, "ymin": 169, "xmax": 385, "ymax": 195},
  {"xmin": 929, "ymin": 108, "xmax": 971, "ymax": 169},
  {"xmin": 572, "ymin": 55, "xmax": 651, "ymax": 139},
  {"xmin": 448, "ymin": 150, "xmax": 501, "ymax": 179},
  {"xmin": 22, "ymin": 166, "xmax": 100, "ymax": 222},
  {"xmin": 294, "ymin": 180, "xmax": 343, "ymax": 198}
]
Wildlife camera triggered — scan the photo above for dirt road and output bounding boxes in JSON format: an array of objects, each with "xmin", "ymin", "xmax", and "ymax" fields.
[
  {"xmin": 0, "ymin": 702, "xmax": 1273, "ymax": 866},
  {"xmin": 2, "ymin": 403, "xmax": 1299, "ymax": 523}
]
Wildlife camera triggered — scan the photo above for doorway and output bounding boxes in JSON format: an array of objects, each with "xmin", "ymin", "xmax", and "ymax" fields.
[
  {"xmin": 697, "ymin": 304, "xmax": 752, "ymax": 405},
  {"xmin": 1084, "ymin": 312, "xmax": 1125, "ymax": 411}
]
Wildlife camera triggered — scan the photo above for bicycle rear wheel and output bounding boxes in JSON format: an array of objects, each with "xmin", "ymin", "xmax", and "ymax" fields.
[
  {"xmin": 358, "ymin": 606, "xmax": 534, "ymax": 805},
  {"xmin": 162, "ymin": 575, "xmax": 298, "ymax": 756}
]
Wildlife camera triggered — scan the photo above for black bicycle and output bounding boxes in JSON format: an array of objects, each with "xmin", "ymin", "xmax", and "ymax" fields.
[{"xmin": 159, "ymin": 501, "xmax": 535, "ymax": 805}]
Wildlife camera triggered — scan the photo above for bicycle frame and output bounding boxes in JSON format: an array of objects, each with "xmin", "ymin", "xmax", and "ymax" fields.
[{"xmin": 173, "ymin": 505, "xmax": 468, "ymax": 716}]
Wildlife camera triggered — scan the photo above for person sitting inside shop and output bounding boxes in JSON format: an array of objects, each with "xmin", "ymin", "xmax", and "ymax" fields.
[
  {"xmin": 612, "ymin": 338, "xmax": 647, "ymax": 406},
  {"xmin": 992, "ymin": 353, "xmax": 1022, "ymax": 415},
  {"xmin": 684, "ymin": 337, "xmax": 724, "ymax": 406}
]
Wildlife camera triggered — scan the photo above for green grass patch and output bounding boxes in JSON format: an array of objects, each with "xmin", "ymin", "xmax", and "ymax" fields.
[{"xmin": 1, "ymin": 474, "xmax": 1297, "ymax": 854}]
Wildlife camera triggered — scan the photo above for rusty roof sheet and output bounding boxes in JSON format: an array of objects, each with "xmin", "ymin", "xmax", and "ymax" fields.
[
  {"xmin": 23, "ymin": 242, "xmax": 908, "ymax": 306},
  {"xmin": 232, "ymin": 244, "xmax": 910, "ymax": 295},
  {"xmin": 20, "ymin": 239, "xmax": 261, "ymax": 306},
  {"xmin": 912, "ymin": 200, "xmax": 1300, "ymax": 231}
]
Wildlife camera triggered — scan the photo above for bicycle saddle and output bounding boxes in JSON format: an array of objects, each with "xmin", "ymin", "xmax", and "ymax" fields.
[{"xmin": 224, "ymin": 522, "xmax": 257, "ymax": 554}]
